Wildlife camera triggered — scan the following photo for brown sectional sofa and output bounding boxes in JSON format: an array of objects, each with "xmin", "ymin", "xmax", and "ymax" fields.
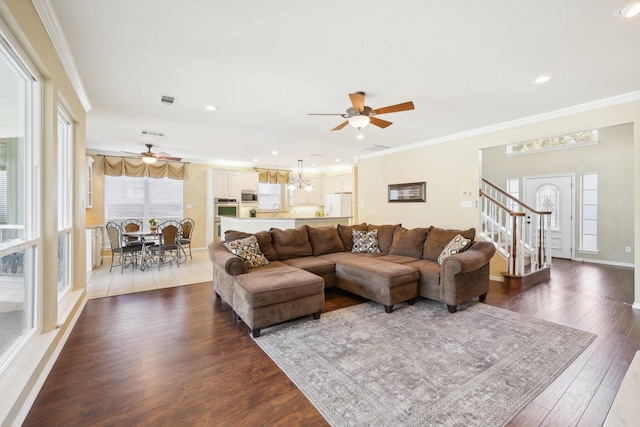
[{"xmin": 208, "ymin": 223, "xmax": 496, "ymax": 337}]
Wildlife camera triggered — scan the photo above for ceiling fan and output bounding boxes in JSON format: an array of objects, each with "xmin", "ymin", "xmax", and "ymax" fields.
[
  {"xmin": 308, "ymin": 92, "xmax": 415, "ymax": 131},
  {"xmin": 122, "ymin": 144, "xmax": 182, "ymax": 164}
]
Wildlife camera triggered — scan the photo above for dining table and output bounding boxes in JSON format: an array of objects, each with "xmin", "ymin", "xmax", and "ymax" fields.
[{"xmin": 122, "ymin": 230, "xmax": 160, "ymax": 271}]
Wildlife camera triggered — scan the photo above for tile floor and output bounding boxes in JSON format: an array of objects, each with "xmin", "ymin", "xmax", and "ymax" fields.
[{"xmin": 86, "ymin": 249, "xmax": 212, "ymax": 299}]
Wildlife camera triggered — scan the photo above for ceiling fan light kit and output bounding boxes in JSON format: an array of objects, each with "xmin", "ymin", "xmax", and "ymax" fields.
[
  {"xmin": 308, "ymin": 92, "xmax": 414, "ymax": 132},
  {"xmin": 349, "ymin": 115, "xmax": 370, "ymax": 129},
  {"xmin": 141, "ymin": 154, "xmax": 157, "ymax": 164}
]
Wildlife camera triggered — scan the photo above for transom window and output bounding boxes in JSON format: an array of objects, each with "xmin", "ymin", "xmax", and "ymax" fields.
[{"xmin": 507, "ymin": 130, "xmax": 599, "ymax": 154}]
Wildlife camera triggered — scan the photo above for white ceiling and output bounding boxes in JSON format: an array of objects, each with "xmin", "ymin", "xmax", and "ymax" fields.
[{"xmin": 49, "ymin": 0, "xmax": 640, "ymax": 173}]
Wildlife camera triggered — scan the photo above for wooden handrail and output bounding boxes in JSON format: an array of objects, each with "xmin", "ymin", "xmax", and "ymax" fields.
[
  {"xmin": 481, "ymin": 178, "xmax": 552, "ymax": 215},
  {"xmin": 478, "ymin": 190, "xmax": 525, "ymax": 217}
]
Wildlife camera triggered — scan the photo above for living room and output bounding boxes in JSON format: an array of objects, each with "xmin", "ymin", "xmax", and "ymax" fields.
[{"xmin": 1, "ymin": 1, "xmax": 640, "ymax": 426}]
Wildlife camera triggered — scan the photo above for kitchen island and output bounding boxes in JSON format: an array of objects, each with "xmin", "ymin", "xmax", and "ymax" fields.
[{"xmin": 220, "ymin": 216, "xmax": 352, "ymax": 239}]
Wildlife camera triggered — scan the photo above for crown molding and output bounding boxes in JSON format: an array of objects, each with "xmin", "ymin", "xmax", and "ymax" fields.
[
  {"xmin": 358, "ymin": 90, "xmax": 640, "ymax": 160},
  {"xmin": 31, "ymin": 0, "xmax": 92, "ymax": 112}
]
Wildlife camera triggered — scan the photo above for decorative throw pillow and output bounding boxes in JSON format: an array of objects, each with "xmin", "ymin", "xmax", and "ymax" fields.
[
  {"xmin": 351, "ymin": 229, "xmax": 381, "ymax": 253},
  {"xmin": 225, "ymin": 229, "xmax": 277, "ymax": 261},
  {"xmin": 224, "ymin": 235, "xmax": 270, "ymax": 269},
  {"xmin": 437, "ymin": 234, "xmax": 471, "ymax": 264}
]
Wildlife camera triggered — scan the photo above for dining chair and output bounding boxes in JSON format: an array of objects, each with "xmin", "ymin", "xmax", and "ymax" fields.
[
  {"xmin": 106, "ymin": 221, "xmax": 143, "ymax": 273},
  {"xmin": 179, "ymin": 218, "xmax": 195, "ymax": 260},
  {"xmin": 149, "ymin": 220, "xmax": 182, "ymax": 270},
  {"xmin": 121, "ymin": 218, "xmax": 143, "ymax": 243}
]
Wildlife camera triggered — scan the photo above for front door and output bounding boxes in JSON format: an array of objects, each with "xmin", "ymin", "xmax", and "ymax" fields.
[{"xmin": 524, "ymin": 175, "xmax": 573, "ymax": 259}]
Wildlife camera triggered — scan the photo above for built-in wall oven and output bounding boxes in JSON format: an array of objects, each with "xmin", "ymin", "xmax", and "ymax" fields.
[{"xmin": 214, "ymin": 198, "xmax": 239, "ymax": 240}]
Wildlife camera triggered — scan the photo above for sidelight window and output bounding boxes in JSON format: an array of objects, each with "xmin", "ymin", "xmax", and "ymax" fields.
[{"xmin": 580, "ymin": 173, "xmax": 598, "ymax": 252}]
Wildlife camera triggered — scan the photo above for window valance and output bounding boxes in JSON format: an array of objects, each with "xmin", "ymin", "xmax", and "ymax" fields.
[
  {"xmin": 255, "ymin": 168, "xmax": 289, "ymax": 184},
  {"xmin": 102, "ymin": 156, "xmax": 186, "ymax": 180}
]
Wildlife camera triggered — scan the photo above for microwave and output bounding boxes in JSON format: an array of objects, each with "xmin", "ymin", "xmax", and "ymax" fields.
[{"xmin": 241, "ymin": 192, "xmax": 258, "ymax": 202}]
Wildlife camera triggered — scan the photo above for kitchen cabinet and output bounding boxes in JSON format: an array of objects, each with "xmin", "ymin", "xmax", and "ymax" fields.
[
  {"xmin": 289, "ymin": 177, "xmax": 322, "ymax": 206},
  {"xmin": 86, "ymin": 156, "xmax": 94, "ymax": 208},
  {"xmin": 323, "ymin": 173, "xmax": 353, "ymax": 195},
  {"xmin": 241, "ymin": 172, "xmax": 259, "ymax": 192},
  {"xmin": 212, "ymin": 169, "xmax": 241, "ymax": 198}
]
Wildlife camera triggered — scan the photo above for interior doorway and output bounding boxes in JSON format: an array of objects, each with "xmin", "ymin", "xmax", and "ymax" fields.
[{"xmin": 523, "ymin": 175, "xmax": 573, "ymax": 259}]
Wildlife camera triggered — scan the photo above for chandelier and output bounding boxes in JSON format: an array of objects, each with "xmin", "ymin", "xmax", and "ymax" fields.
[{"xmin": 287, "ymin": 160, "xmax": 313, "ymax": 192}]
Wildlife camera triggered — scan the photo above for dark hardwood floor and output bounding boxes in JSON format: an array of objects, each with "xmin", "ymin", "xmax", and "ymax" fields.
[{"xmin": 23, "ymin": 259, "xmax": 638, "ymax": 426}]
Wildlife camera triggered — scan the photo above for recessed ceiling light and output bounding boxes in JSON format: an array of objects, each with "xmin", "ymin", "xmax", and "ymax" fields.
[
  {"xmin": 252, "ymin": 158, "xmax": 259, "ymax": 162},
  {"xmin": 205, "ymin": 105, "xmax": 218, "ymax": 111},
  {"xmin": 271, "ymin": 151, "xmax": 278, "ymax": 155},
  {"xmin": 311, "ymin": 164, "xmax": 317, "ymax": 167},
  {"xmin": 335, "ymin": 158, "xmax": 341, "ymax": 162},
  {"xmin": 532, "ymin": 75, "xmax": 554, "ymax": 84},
  {"xmin": 356, "ymin": 133, "xmax": 365, "ymax": 140},
  {"xmin": 616, "ymin": 1, "xmax": 640, "ymax": 17}
]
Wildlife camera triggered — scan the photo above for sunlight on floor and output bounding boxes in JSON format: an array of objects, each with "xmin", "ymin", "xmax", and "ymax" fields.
[{"xmin": 86, "ymin": 249, "xmax": 212, "ymax": 299}]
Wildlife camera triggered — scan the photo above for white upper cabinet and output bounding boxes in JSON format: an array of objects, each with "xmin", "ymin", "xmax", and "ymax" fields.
[
  {"xmin": 323, "ymin": 173, "xmax": 353, "ymax": 195},
  {"xmin": 289, "ymin": 177, "xmax": 322, "ymax": 206},
  {"xmin": 240, "ymin": 172, "xmax": 259, "ymax": 192},
  {"xmin": 212, "ymin": 169, "xmax": 241, "ymax": 198}
]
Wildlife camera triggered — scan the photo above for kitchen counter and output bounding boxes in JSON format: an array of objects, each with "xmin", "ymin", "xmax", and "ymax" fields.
[{"xmin": 220, "ymin": 216, "xmax": 352, "ymax": 238}]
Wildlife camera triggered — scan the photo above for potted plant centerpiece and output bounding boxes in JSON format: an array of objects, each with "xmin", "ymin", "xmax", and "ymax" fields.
[{"xmin": 149, "ymin": 218, "xmax": 159, "ymax": 233}]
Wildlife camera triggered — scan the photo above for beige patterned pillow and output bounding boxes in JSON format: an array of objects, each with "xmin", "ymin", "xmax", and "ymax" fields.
[
  {"xmin": 438, "ymin": 234, "xmax": 471, "ymax": 264},
  {"xmin": 224, "ymin": 235, "xmax": 270, "ymax": 269},
  {"xmin": 351, "ymin": 229, "xmax": 381, "ymax": 253}
]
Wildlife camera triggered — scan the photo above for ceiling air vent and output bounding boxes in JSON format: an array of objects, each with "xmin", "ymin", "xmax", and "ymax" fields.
[
  {"xmin": 159, "ymin": 94, "xmax": 177, "ymax": 106},
  {"xmin": 141, "ymin": 130, "xmax": 165, "ymax": 140},
  {"xmin": 362, "ymin": 145, "xmax": 390, "ymax": 152}
]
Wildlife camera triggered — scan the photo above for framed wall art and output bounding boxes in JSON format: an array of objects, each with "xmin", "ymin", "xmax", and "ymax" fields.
[{"xmin": 388, "ymin": 182, "xmax": 426, "ymax": 203}]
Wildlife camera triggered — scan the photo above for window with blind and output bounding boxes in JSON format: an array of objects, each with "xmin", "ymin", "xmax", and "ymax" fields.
[
  {"xmin": 105, "ymin": 176, "xmax": 184, "ymax": 226},
  {"xmin": 258, "ymin": 183, "xmax": 282, "ymax": 211}
]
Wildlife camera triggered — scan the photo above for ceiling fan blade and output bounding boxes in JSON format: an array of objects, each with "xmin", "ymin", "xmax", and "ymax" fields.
[
  {"xmin": 331, "ymin": 121, "xmax": 349, "ymax": 131},
  {"xmin": 371, "ymin": 101, "xmax": 415, "ymax": 115},
  {"xmin": 370, "ymin": 117, "xmax": 393, "ymax": 129},
  {"xmin": 349, "ymin": 92, "xmax": 365, "ymax": 112},
  {"xmin": 121, "ymin": 150, "xmax": 141, "ymax": 156}
]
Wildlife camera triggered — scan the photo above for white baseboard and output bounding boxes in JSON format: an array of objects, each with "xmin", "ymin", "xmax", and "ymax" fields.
[
  {"xmin": 490, "ymin": 275, "xmax": 504, "ymax": 282},
  {"xmin": 572, "ymin": 257, "xmax": 634, "ymax": 268},
  {"xmin": 632, "ymin": 302, "xmax": 640, "ymax": 310}
]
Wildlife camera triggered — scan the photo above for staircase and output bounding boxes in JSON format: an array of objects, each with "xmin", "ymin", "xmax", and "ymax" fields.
[{"xmin": 479, "ymin": 178, "xmax": 552, "ymax": 286}]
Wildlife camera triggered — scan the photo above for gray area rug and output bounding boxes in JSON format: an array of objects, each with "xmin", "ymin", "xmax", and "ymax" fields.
[{"xmin": 254, "ymin": 299, "xmax": 596, "ymax": 427}]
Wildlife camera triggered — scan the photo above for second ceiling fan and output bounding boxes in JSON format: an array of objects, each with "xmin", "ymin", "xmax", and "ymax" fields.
[{"xmin": 308, "ymin": 92, "xmax": 414, "ymax": 131}]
